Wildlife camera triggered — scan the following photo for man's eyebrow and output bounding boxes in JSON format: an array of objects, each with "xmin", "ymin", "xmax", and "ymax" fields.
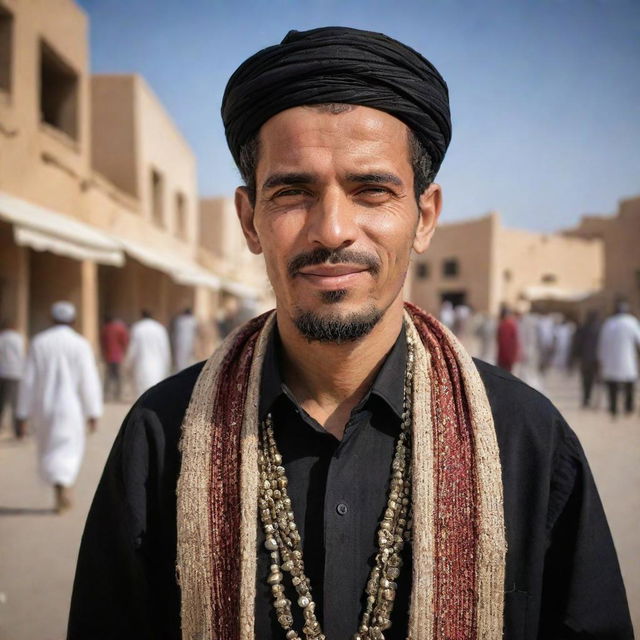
[
  {"xmin": 346, "ymin": 172, "xmax": 404, "ymax": 186},
  {"xmin": 262, "ymin": 173, "xmax": 316, "ymax": 191}
]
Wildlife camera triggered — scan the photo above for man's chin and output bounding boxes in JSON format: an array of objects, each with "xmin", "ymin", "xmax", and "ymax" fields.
[{"xmin": 293, "ymin": 305, "xmax": 382, "ymax": 344}]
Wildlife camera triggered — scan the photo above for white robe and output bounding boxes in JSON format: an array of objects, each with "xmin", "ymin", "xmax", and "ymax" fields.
[
  {"xmin": 172, "ymin": 313, "xmax": 198, "ymax": 373},
  {"xmin": 126, "ymin": 318, "xmax": 171, "ymax": 396},
  {"xmin": 597, "ymin": 313, "xmax": 640, "ymax": 382},
  {"xmin": 16, "ymin": 325, "xmax": 102, "ymax": 486}
]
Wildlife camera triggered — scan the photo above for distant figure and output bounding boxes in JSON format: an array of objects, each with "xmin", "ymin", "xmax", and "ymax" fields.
[
  {"xmin": 125, "ymin": 310, "xmax": 171, "ymax": 396},
  {"xmin": 572, "ymin": 311, "xmax": 601, "ymax": 408},
  {"xmin": 16, "ymin": 302, "xmax": 102, "ymax": 513},
  {"xmin": 551, "ymin": 315, "xmax": 575, "ymax": 372},
  {"xmin": 516, "ymin": 310, "xmax": 543, "ymax": 392},
  {"xmin": 473, "ymin": 312, "xmax": 496, "ymax": 363},
  {"xmin": 597, "ymin": 301, "xmax": 640, "ymax": 417},
  {"xmin": 497, "ymin": 306, "xmax": 519, "ymax": 373},
  {"xmin": 0, "ymin": 320, "xmax": 26, "ymax": 438},
  {"xmin": 439, "ymin": 300, "xmax": 455, "ymax": 330},
  {"xmin": 100, "ymin": 315, "xmax": 129, "ymax": 402},
  {"xmin": 536, "ymin": 314, "xmax": 556, "ymax": 375},
  {"xmin": 172, "ymin": 308, "xmax": 198, "ymax": 372}
]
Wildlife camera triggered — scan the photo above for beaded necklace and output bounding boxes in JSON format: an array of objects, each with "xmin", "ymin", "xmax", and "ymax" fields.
[{"xmin": 257, "ymin": 332, "xmax": 415, "ymax": 640}]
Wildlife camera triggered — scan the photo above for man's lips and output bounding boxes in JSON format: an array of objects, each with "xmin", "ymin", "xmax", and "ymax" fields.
[
  {"xmin": 296, "ymin": 264, "xmax": 370, "ymax": 289},
  {"xmin": 297, "ymin": 264, "xmax": 368, "ymax": 277}
]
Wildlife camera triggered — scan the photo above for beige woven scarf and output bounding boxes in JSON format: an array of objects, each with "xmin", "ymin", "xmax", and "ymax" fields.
[{"xmin": 177, "ymin": 304, "xmax": 505, "ymax": 639}]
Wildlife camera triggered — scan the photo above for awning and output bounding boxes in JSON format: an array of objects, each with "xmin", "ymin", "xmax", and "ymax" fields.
[
  {"xmin": 0, "ymin": 191, "xmax": 124, "ymax": 266},
  {"xmin": 117, "ymin": 238, "xmax": 221, "ymax": 291},
  {"xmin": 220, "ymin": 278, "xmax": 261, "ymax": 300},
  {"xmin": 523, "ymin": 285, "xmax": 597, "ymax": 303}
]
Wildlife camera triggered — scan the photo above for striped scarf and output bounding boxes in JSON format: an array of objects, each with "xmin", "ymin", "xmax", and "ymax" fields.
[{"xmin": 177, "ymin": 303, "xmax": 505, "ymax": 639}]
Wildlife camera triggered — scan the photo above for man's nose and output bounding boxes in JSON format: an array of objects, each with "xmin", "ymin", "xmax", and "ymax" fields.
[{"xmin": 306, "ymin": 188, "xmax": 358, "ymax": 250}]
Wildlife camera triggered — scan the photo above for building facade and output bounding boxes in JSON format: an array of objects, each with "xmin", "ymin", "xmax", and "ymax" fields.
[
  {"xmin": 0, "ymin": 0, "xmax": 266, "ymax": 353},
  {"xmin": 410, "ymin": 211, "xmax": 603, "ymax": 317},
  {"xmin": 564, "ymin": 195, "xmax": 640, "ymax": 316}
]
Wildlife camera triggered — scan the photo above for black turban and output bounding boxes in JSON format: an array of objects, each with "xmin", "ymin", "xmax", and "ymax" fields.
[{"xmin": 221, "ymin": 26, "xmax": 451, "ymax": 177}]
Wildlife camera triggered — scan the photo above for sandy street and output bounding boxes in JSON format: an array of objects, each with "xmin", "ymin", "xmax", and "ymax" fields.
[{"xmin": 0, "ymin": 373, "xmax": 638, "ymax": 639}]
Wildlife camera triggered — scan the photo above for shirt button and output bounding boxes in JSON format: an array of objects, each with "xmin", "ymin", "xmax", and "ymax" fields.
[{"xmin": 336, "ymin": 503, "xmax": 348, "ymax": 516}]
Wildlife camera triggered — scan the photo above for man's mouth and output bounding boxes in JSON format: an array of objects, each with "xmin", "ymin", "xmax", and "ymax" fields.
[{"xmin": 297, "ymin": 264, "xmax": 369, "ymax": 289}]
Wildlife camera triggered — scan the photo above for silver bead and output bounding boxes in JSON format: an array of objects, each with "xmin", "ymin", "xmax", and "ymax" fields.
[
  {"xmin": 264, "ymin": 537, "xmax": 278, "ymax": 551},
  {"xmin": 297, "ymin": 595, "xmax": 310, "ymax": 608}
]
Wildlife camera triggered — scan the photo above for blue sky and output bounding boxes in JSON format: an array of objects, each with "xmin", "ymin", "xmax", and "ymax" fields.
[{"xmin": 78, "ymin": 0, "xmax": 640, "ymax": 231}]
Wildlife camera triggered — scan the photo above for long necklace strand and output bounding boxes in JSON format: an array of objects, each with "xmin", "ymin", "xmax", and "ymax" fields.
[{"xmin": 258, "ymin": 333, "xmax": 415, "ymax": 640}]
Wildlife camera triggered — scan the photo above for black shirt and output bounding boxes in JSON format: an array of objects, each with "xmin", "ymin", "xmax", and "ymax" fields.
[
  {"xmin": 255, "ymin": 329, "xmax": 411, "ymax": 638},
  {"xmin": 68, "ymin": 329, "xmax": 633, "ymax": 640}
]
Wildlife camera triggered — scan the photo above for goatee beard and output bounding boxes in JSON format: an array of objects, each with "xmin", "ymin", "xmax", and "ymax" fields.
[{"xmin": 294, "ymin": 306, "xmax": 383, "ymax": 344}]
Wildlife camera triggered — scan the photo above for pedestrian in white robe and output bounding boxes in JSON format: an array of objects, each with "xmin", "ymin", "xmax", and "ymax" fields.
[
  {"xmin": 172, "ymin": 308, "xmax": 198, "ymax": 373},
  {"xmin": 125, "ymin": 311, "xmax": 171, "ymax": 396},
  {"xmin": 16, "ymin": 302, "xmax": 102, "ymax": 512},
  {"xmin": 597, "ymin": 301, "xmax": 640, "ymax": 417},
  {"xmin": 0, "ymin": 321, "xmax": 26, "ymax": 438},
  {"xmin": 515, "ymin": 311, "xmax": 544, "ymax": 392}
]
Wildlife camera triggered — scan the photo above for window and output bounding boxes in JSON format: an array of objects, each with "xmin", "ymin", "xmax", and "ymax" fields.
[
  {"xmin": 40, "ymin": 40, "xmax": 79, "ymax": 140},
  {"xmin": 0, "ymin": 5, "xmax": 13, "ymax": 94},
  {"xmin": 150, "ymin": 169, "xmax": 164, "ymax": 227},
  {"xmin": 541, "ymin": 273, "xmax": 557, "ymax": 284},
  {"xmin": 415, "ymin": 262, "xmax": 429, "ymax": 280},
  {"xmin": 442, "ymin": 258, "xmax": 459, "ymax": 278},
  {"xmin": 175, "ymin": 192, "xmax": 187, "ymax": 240}
]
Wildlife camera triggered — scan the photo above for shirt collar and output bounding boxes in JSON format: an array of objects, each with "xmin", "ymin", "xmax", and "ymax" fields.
[{"xmin": 259, "ymin": 323, "xmax": 407, "ymax": 421}]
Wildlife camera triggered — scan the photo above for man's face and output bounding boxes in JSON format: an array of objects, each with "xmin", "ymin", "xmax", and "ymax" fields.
[{"xmin": 236, "ymin": 105, "xmax": 441, "ymax": 341}]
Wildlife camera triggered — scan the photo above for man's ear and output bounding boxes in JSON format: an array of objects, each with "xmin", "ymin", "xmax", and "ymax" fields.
[
  {"xmin": 235, "ymin": 187, "xmax": 263, "ymax": 255},
  {"xmin": 413, "ymin": 183, "xmax": 442, "ymax": 254}
]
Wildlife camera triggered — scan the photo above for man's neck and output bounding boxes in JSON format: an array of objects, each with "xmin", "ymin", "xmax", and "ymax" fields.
[{"xmin": 276, "ymin": 301, "xmax": 404, "ymax": 439}]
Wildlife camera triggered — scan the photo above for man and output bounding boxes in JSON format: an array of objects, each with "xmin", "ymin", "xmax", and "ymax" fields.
[
  {"xmin": 124, "ymin": 309, "xmax": 171, "ymax": 396},
  {"xmin": 69, "ymin": 28, "xmax": 632, "ymax": 639},
  {"xmin": 598, "ymin": 300, "xmax": 640, "ymax": 417},
  {"xmin": 496, "ymin": 305, "xmax": 519, "ymax": 373},
  {"xmin": 172, "ymin": 307, "xmax": 198, "ymax": 372},
  {"xmin": 16, "ymin": 302, "xmax": 102, "ymax": 513},
  {"xmin": 0, "ymin": 319, "xmax": 25, "ymax": 438},
  {"xmin": 100, "ymin": 314, "xmax": 129, "ymax": 401},
  {"xmin": 572, "ymin": 310, "xmax": 602, "ymax": 408}
]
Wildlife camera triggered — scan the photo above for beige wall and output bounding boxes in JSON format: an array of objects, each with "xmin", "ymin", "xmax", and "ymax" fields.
[
  {"xmin": 0, "ymin": 0, "xmax": 90, "ymax": 218},
  {"xmin": 496, "ymin": 225, "xmax": 603, "ymax": 309},
  {"xmin": 605, "ymin": 197, "xmax": 640, "ymax": 315},
  {"xmin": 410, "ymin": 212, "xmax": 496, "ymax": 314},
  {"xmin": 563, "ymin": 195, "xmax": 640, "ymax": 316},
  {"xmin": 410, "ymin": 211, "xmax": 603, "ymax": 316},
  {"xmin": 90, "ymin": 76, "xmax": 138, "ymax": 197},
  {"xmin": 199, "ymin": 196, "xmax": 271, "ymax": 297}
]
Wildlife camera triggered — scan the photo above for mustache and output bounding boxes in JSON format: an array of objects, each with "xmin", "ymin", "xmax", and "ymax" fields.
[{"xmin": 287, "ymin": 248, "xmax": 381, "ymax": 278}]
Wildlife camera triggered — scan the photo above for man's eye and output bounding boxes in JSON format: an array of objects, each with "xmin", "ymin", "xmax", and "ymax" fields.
[{"xmin": 274, "ymin": 188, "xmax": 308, "ymax": 198}]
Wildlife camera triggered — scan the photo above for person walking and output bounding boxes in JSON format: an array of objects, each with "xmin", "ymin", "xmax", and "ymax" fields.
[
  {"xmin": 0, "ymin": 320, "xmax": 26, "ymax": 438},
  {"xmin": 16, "ymin": 302, "xmax": 102, "ymax": 513},
  {"xmin": 100, "ymin": 315, "xmax": 129, "ymax": 402},
  {"xmin": 171, "ymin": 308, "xmax": 198, "ymax": 373},
  {"xmin": 497, "ymin": 306, "xmax": 520, "ymax": 373},
  {"xmin": 125, "ymin": 310, "xmax": 171, "ymax": 396},
  {"xmin": 572, "ymin": 310, "xmax": 601, "ymax": 408},
  {"xmin": 597, "ymin": 300, "xmax": 640, "ymax": 417}
]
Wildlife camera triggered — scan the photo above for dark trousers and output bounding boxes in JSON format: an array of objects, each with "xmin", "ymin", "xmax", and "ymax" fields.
[
  {"xmin": 104, "ymin": 362, "xmax": 122, "ymax": 401},
  {"xmin": 605, "ymin": 381, "xmax": 635, "ymax": 416},
  {"xmin": 0, "ymin": 377, "xmax": 20, "ymax": 437},
  {"xmin": 580, "ymin": 365, "xmax": 598, "ymax": 407}
]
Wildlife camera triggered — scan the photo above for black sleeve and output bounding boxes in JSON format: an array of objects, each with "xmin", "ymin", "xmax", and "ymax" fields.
[
  {"xmin": 66, "ymin": 363, "xmax": 198, "ymax": 639},
  {"xmin": 538, "ymin": 425, "xmax": 634, "ymax": 640}
]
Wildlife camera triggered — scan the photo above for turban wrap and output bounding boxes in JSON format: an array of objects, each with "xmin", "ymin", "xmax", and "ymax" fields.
[{"xmin": 222, "ymin": 26, "xmax": 452, "ymax": 177}]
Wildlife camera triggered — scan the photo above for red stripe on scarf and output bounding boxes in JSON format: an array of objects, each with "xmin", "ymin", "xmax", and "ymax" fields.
[
  {"xmin": 209, "ymin": 313, "xmax": 271, "ymax": 639},
  {"xmin": 406, "ymin": 303, "xmax": 478, "ymax": 640}
]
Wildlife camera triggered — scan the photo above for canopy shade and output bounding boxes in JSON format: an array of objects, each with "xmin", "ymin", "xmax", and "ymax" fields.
[{"xmin": 0, "ymin": 191, "xmax": 124, "ymax": 266}]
